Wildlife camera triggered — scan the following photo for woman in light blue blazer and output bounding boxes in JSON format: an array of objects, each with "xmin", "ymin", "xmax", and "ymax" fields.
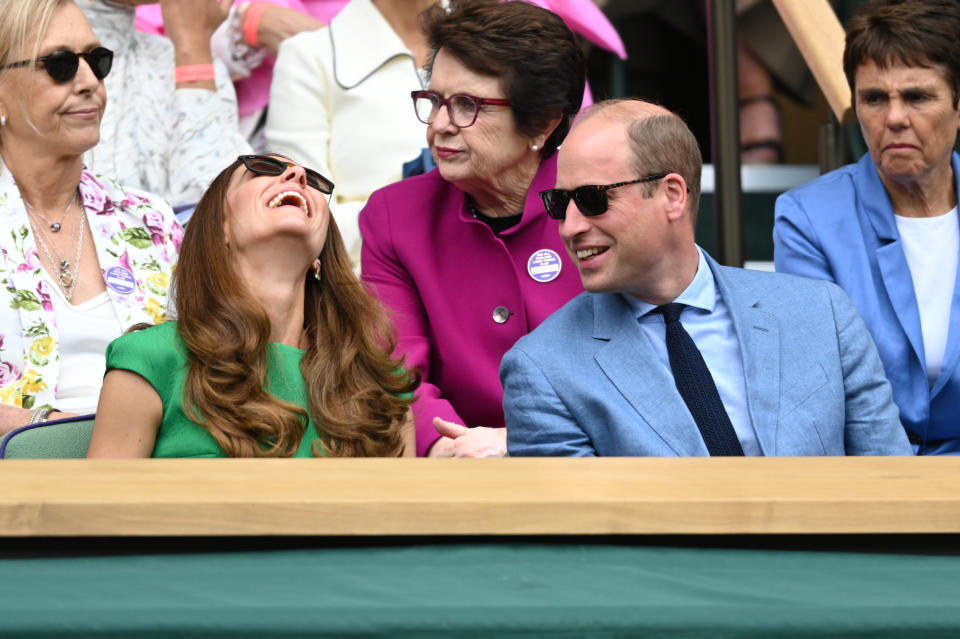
[{"xmin": 774, "ymin": 0, "xmax": 960, "ymax": 454}]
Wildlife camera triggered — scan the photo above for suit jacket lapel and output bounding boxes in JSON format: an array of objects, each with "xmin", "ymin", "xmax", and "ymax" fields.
[
  {"xmin": 857, "ymin": 156, "xmax": 926, "ymax": 369},
  {"xmin": 708, "ymin": 257, "xmax": 780, "ymax": 456},
  {"xmin": 591, "ymin": 294, "xmax": 708, "ymax": 456}
]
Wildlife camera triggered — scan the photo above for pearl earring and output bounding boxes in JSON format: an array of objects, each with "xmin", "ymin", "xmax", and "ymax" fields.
[
  {"xmin": 0, "ymin": 115, "xmax": 6, "ymax": 127},
  {"xmin": 530, "ymin": 144, "xmax": 539, "ymax": 152},
  {"xmin": 312, "ymin": 259, "xmax": 322, "ymax": 282}
]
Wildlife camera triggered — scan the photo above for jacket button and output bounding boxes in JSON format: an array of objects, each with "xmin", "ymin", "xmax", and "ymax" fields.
[
  {"xmin": 492, "ymin": 306, "xmax": 511, "ymax": 324},
  {"xmin": 907, "ymin": 431, "xmax": 923, "ymax": 445}
]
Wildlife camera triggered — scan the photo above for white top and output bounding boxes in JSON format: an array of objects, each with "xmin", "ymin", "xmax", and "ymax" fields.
[
  {"xmin": 47, "ymin": 286, "xmax": 124, "ymax": 414},
  {"xmin": 895, "ymin": 206, "xmax": 959, "ymax": 386},
  {"xmin": 265, "ymin": 0, "xmax": 427, "ymax": 267},
  {"xmin": 79, "ymin": 1, "xmax": 252, "ymax": 208}
]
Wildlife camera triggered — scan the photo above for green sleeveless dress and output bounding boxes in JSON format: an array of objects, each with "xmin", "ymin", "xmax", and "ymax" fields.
[{"xmin": 105, "ymin": 321, "xmax": 323, "ymax": 457}]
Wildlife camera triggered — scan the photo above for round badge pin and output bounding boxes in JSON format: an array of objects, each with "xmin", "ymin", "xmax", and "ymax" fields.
[
  {"xmin": 527, "ymin": 249, "xmax": 562, "ymax": 283},
  {"xmin": 105, "ymin": 266, "xmax": 136, "ymax": 294}
]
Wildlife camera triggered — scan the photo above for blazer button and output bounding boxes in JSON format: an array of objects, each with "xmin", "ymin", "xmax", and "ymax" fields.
[
  {"xmin": 906, "ymin": 431, "xmax": 923, "ymax": 445},
  {"xmin": 492, "ymin": 306, "xmax": 511, "ymax": 324}
]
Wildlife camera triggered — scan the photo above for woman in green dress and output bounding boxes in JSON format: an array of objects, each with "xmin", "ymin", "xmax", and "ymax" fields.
[{"xmin": 88, "ymin": 155, "xmax": 416, "ymax": 457}]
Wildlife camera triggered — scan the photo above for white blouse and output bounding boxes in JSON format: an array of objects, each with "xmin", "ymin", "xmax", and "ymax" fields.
[
  {"xmin": 47, "ymin": 287, "xmax": 123, "ymax": 414},
  {"xmin": 895, "ymin": 207, "xmax": 959, "ymax": 386}
]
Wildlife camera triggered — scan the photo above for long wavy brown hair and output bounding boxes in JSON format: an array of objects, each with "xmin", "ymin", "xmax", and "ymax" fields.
[{"xmin": 172, "ymin": 157, "xmax": 416, "ymax": 457}]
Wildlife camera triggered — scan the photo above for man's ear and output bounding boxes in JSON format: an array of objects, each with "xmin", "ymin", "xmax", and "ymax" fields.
[{"xmin": 662, "ymin": 173, "xmax": 689, "ymax": 222}]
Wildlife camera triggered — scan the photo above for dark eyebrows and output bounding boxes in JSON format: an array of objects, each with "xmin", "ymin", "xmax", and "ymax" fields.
[
  {"xmin": 902, "ymin": 87, "xmax": 936, "ymax": 98},
  {"xmin": 857, "ymin": 85, "xmax": 940, "ymax": 99},
  {"xmin": 857, "ymin": 88, "xmax": 888, "ymax": 99}
]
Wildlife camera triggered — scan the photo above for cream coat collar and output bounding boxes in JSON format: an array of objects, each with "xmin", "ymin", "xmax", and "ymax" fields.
[{"xmin": 329, "ymin": 0, "xmax": 419, "ymax": 90}]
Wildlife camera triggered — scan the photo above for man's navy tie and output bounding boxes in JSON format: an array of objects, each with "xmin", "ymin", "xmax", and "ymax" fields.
[{"xmin": 657, "ymin": 303, "xmax": 744, "ymax": 456}]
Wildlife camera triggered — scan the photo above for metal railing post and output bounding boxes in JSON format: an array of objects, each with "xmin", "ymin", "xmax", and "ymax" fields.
[{"xmin": 706, "ymin": 0, "xmax": 743, "ymax": 267}]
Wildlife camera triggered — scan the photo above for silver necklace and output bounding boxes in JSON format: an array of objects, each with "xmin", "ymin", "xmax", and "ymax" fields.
[
  {"xmin": 23, "ymin": 192, "xmax": 76, "ymax": 233},
  {"xmin": 28, "ymin": 203, "xmax": 85, "ymax": 301}
]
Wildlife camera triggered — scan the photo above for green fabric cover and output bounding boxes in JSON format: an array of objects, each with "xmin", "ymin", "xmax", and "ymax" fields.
[
  {"xmin": 0, "ymin": 417, "xmax": 94, "ymax": 458},
  {"xmin": 1, "ymin": 543, "xmax": 959, "ymax": 637},
  {"xmin": 106, "ymin": 321, "xmax": 323, "ymax": 457}
]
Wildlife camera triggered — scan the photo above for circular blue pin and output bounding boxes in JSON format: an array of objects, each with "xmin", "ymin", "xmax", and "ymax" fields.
[
  {"xmin": 105, "ymin": 266, "xmax": 136, "ymax": 294},
  {"xmin": 527, "ymin": 249, "xmax": 562, "ymax": 283}
]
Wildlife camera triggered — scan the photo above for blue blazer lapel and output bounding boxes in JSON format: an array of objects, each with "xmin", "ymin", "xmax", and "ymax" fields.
[
  {"xmin": 708, "ymin": 258, "xmax": 779, "ymax": 456},
  {"xmin": 591, "ymin": 294, "xmax": 708, "ymax": 456},
  {"xmin": 857, "ymin": 156, "xmax": 926, "ymax": 369}
]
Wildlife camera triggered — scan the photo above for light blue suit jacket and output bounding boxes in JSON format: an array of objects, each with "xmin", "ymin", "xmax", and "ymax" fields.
[
  {"xmin": 775, "ymin": 152, "xmax": 960, "ymax": 455},
  {"xmin": 501, "ymin": 255, "xmax": 910, "ymax": 457}
]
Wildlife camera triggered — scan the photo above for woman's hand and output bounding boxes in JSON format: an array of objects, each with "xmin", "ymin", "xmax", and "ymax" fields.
[
  {"xmin": 0, "ymin": 406, "xmax": 78, "ymax": 436},
  {"xmin": 429, "ymin": 417, "xmax": 506, "ymax": 458},
  {"xmin": 0, "ymin": 404, "xmax": 32, "ymax": 436},
  {"xmin": 162, "ymin": 0, "xmax": 232, "ymax": 86},
  {"xmin": 250, "ymin": 5, "xmax": 325, "ymax": 57}
]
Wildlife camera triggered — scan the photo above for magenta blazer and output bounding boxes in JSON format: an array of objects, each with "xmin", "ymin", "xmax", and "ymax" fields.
[{"xmin": 360, "ymin": 157, "xmax": 584, "ymax": 455}]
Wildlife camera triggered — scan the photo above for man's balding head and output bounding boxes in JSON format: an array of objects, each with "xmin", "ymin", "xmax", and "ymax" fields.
[
  {"xmin": 569, "ymin": 99, "xmax": 703, "ymax": 223},
  {"xmin": 554, "ymin": 98, "xmax": 704, "ymax": 303}
]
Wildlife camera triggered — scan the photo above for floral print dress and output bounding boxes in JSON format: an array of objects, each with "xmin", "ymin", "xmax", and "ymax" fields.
[{"xmin": 0, "ymin": 166, "xmax": 182, "ymax": 411}]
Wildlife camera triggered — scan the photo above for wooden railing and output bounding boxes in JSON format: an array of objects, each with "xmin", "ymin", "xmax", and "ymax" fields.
[
  {"xmin": 772, "ymin": 0, "xmax": 854, "ymax": 122},
  {"xmin": 2, "ymin": 457, "xmax": 959, "ymax": 536}
]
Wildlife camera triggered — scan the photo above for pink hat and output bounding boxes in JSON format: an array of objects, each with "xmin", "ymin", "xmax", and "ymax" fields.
[{"xmin": 523, "ymin": 0, "xmax": 626, "ymax": 60}]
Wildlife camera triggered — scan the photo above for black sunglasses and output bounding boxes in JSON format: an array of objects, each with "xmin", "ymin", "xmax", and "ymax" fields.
[
  {"xmin": 540, "ymin": 173, "xmax": 670, "ymax": 220},
  {"xmin": 238, "ymin": 155, "xmax": 334, "ymax": 195},
  {"xmin": 0, "ymin": 47, "xmax": 113, "ymax": 83}
]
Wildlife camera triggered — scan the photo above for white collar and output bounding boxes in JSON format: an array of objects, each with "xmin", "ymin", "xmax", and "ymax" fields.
[{"xmin": 329, "ymin": 0, "xmax": 418, "ymax": 89}]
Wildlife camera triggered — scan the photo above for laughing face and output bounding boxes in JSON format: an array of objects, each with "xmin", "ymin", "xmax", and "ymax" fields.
[{"xmin": 224, "ymin": 155, "xmax": 330, "ymax": 270}]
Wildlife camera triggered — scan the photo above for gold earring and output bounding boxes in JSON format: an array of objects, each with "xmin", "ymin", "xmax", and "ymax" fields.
[{"xmin": 312, "ymin": 258, "xmax": 322, "ymax": 282}]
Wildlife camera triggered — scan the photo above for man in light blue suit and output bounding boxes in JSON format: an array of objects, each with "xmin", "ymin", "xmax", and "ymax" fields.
[{"xmin": 501, "ymin": 99, "xmax": 911, "ymax": 457}]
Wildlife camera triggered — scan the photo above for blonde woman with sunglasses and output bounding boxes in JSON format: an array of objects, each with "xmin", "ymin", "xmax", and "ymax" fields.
[{"xmin": 0, "ymin": 0, "xmax": 182, "ymax": 434}]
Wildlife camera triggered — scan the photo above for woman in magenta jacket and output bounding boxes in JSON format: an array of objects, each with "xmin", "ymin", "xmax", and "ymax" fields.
[{"xmin": 360, "ymin": 0, "xmax": 585, "ymax": 457}]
